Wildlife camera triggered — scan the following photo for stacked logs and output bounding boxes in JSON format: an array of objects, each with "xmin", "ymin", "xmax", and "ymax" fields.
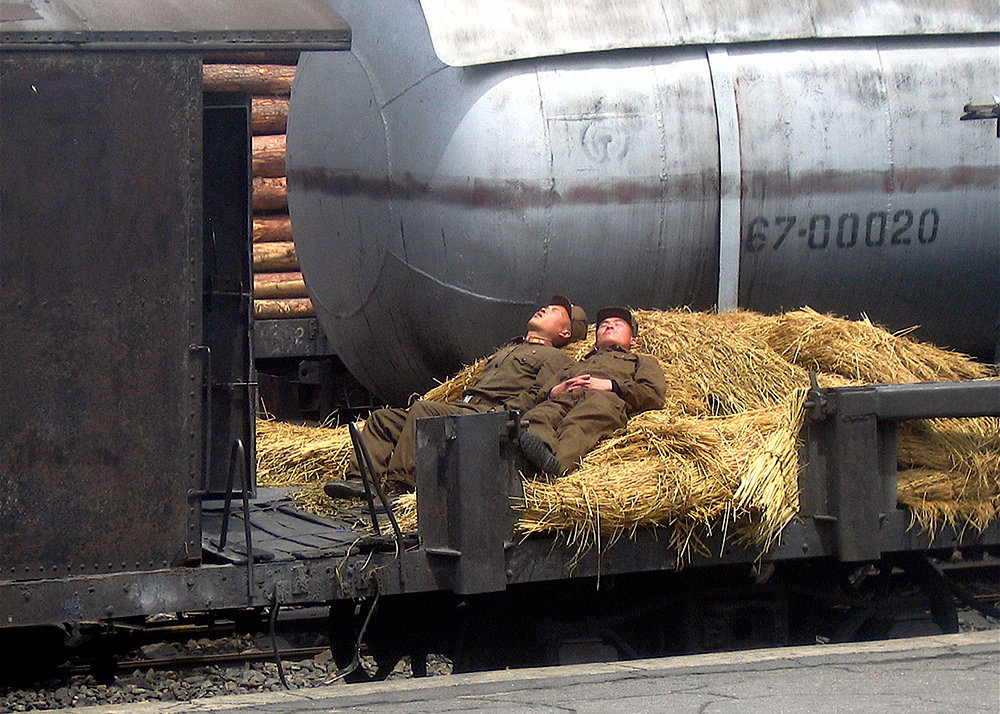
[{"xmin": 202, "ymin": 61, "xmax": 314, "ymax": 320}]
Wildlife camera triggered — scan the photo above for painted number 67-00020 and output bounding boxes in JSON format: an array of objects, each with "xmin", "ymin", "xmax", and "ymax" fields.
[{"xmin": 744, "ymin": 209, "xmax": 940, "ymax": 252}]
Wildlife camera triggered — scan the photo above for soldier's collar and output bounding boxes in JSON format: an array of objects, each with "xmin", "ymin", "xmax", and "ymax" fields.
[
  {"xmin": 524, "ymin": 335, "xmax": 549, "ymax": 345},
  {"xmin": 584, "ymin": 344, "xmax": 629, "ymax": 357}
]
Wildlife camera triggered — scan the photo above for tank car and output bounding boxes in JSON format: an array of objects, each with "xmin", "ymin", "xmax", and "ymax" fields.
[{"xmin": 287, "ymin": 0, "xmax": 1000, "ymax": 404}]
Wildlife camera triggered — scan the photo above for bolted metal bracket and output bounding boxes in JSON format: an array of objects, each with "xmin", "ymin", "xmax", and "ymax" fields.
[
  {"xmin": 414, "ymin": 411, "xmax": 523, "ymax": 595},
  {"xmin": 804, "ymin": 371, "xmax": 831, "ymax": 421}
]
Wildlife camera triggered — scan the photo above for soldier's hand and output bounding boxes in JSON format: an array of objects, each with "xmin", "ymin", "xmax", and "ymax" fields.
[
  {"xmin": 587, "ymin": 377, "xmax": 614, "ymax": 392},
  {"xmin": 550, "ymin": 374, "xmax": 591, "ymax": 397}
]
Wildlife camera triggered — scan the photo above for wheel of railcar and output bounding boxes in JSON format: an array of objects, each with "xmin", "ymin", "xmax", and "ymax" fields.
[
  {"xmin": 328, "ymin": 596, "xmax": 433, "ymax": 681},
  {"xmin": 886, "ymin": 553, "xmax": 960, "ymax": 635},
  {"xmin": 826, "ymin": 556, "xmax": 959, "ymax": 642},
  {"xmin": 89, "ymin": 648, "xmax": 118, "ymax": 686},
  {"xmin": 363, "ymin": 593, "xmax": 456, "ymax": 679},
  {"xmin": 448, "ymin": 594, "xmax": 554, "ymax": 673}
]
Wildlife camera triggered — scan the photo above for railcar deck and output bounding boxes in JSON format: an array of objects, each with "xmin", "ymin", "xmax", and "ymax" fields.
[{"xmin": 201, "ymin": 487, "xmax": 384, "ymax": 564}]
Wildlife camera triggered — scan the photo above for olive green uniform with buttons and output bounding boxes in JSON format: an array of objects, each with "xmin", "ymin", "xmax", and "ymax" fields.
[
  {"xmin": 522, "ymin": 347, "xmax": 666, "ymax": 474},
  {"xmin": 354, "ymin": 338, "xmax": 574, "ymax": 489}
]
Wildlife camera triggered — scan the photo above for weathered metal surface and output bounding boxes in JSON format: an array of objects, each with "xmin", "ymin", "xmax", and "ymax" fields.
[
  {"xmin": 0, "ymin": 0, "xmax": 350, "ymax": 51},
  {"xmin": 288, "ymin": 1, "xmax": 1000, "ymax": 404},
  {"xmin": 734, "ymin": 38, "xmax": 999, "ymax": 355},
  {"xmin": 828, "ymin": 414, "xmax": 893, "ymax": 562},
  {"xmin": 0, "ymin": 0, "xmax": 355, "ymax": 626},
  {"xmin": 0, "ymin": 557, "xmax": 371, "ymax": 629},
  {"xmin": 0, "ymin": 491, "xmax": 378, "ymax": 628},
  {"xmin": 252, "ymin": 318, "xmax": 334, "ymax": 359},
  {"xmin": 414, "ymin": 412, "xmax": 523, "ymax": 594},
  {"xmin": 5, "ymin": 378, "xmax": 1000, "ymax": 627},
  {"xmin": 0, "ymin": 51, "xmax": 204, "ymax": 581},
  {"xmin": 826, "ymin": 381, "xmax": 1000, "ymax": 421},
  {"xmin": 201, "ymin": 491, "xmax": 366, "ymax": 562},
  {"xmin": 418, "ymin": 0, "xmax": 1000, "ymax": 66},
  {"xmin": 5, "ymin": 503, "xmax": 996, "ymax": 629},
  {"xmin": 803, "ymin": 380, "xmax": 1000, "ymax": 562},
  {"xmin": 378, "ymin": 509, "xmax": 1000, "ymax": 596},
  {"xmin": 378, "ymin": 385, "xmax": 1000, "ymax": 594}
]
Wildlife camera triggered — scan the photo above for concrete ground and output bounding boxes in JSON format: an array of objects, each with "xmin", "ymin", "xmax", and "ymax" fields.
[{"xmin": 65, "ymin": 630, "xmax": 998, "ymax": 713}]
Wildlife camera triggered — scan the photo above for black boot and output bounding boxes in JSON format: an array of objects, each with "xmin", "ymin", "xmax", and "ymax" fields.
[
  {"xmin": 324, "ymin": 478, "xmax": 389, "ymax": 513},
  {"xmin": 323, "ymin": 478, "xmax": 367, "ymax": 499},
  {"xmin": 517, "ymin": 432, "xmax": 562, "ymax": 475}
]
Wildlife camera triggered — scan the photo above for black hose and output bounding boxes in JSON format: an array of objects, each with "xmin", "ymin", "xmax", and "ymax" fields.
[
  {"xmin": 270, "ymin": 591, "xmax": 289, "ymax": 689},
  {"xmin": 328, "ymin": 591, "xmax": 380, "ymax": 683}
]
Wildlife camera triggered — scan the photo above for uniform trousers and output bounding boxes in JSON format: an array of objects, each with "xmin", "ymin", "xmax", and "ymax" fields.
[
  {"xmin": 350, "ymin": 400, "xmax": 490, "ymax": 490},
  {"xmin": 522, "ymin": 389, "xmax": 628, "ymax": 474}
]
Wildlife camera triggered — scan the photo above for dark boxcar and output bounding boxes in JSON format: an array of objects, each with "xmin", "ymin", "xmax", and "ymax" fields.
[{"xmin": 0, "ymin": 0, "xmax": 349, "ymax": 592}]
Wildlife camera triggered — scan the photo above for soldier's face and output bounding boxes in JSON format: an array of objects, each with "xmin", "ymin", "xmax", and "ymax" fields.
[
  {"xmin": 528, "ymin": 304, "xmax": 572, "ymax": 344},
  {"xmin": 595, "ymin": 317, "xmax": 635, "ymax": 351}
]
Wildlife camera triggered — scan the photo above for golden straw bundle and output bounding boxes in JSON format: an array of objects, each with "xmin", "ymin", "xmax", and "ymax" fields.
[
  {"xmin": 897, "ymin": 413, "xmax": 1000, "ymax": 536},
  {"xmin": 516, "ymin": 389, "xmax": 808, "ymax": 560},
  {"xmin": 419, "ymin": 355, "xmax": 490, "ymax": 404},
  {"xmin": 633, "ymin": 308, "xmax": 810, "ymax": 415},
  {"xmin": 716, "ymin": 306, "xmax": 988, "ymax": 383},
  {"xmin": 256, "ymin": 419, "xmax": 354, "ymax": 486}
]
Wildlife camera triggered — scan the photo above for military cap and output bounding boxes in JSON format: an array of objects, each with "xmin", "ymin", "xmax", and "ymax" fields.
[
  {"xmin": 551, "ymin": 294, "xmax": 589, "ymax": 343},
  {"xmin": 596, "ymin": 306, "xmax": 638, "ymax": 336}
]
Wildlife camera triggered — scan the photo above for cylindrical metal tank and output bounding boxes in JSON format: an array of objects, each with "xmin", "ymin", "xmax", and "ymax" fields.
[{"xmin": 287, "ymin": 0, "xmax": 999, "ymax": 404}]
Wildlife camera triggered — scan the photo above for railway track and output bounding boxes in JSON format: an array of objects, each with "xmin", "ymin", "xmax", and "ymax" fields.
[{"xmin": 66, "ymin": 646, "xmax": 330, "ymax": 678}]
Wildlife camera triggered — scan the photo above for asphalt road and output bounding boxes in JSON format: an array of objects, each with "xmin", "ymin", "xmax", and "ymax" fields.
[{"xmin": 68, "ymin": 630, "xmax": 999, "ymax": 713}]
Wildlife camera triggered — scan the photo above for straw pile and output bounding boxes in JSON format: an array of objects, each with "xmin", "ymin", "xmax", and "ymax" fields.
[
  {"xmin": 896, "ymin": 416, "xmax": 1000, "ymax": 537},
  {"xmin": 256, "ymin": 419, "xmax": 353, "ymax": 486},
  {"xmin": 256, "ymin": 307, "xmax": 999, "ymax": 560},
  {"xmin": 420, "ymin": 355, "xmax": 491, "ymax": 404},
  {"xmin": 715, "ymin": 306, "xmax": 986, "ymax": 384}
]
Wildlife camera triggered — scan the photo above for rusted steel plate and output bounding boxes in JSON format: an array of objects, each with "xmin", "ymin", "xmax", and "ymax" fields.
[{"xmin": 0, "ymin": 52, "xmax": 203, "ymax": 581}]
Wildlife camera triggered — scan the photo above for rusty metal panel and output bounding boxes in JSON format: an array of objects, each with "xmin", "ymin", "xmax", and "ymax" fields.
[
  {"xmin": 414, "ymin": 412, "xmax": 523, "ymax": 594},
  {"xmin": 0, "ymin": 0, "xmax": 350, "ymax": 51},
  {"xmin": 0, "ymin": 51, "xmax": 204, "ymax": 581}
]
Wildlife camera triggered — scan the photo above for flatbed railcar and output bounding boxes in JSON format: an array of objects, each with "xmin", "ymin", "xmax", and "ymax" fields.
[
  {"xmin": 4, "ymin": 388, "xmax": 999, "ymax": 673},
  {"xmin": 2, "ymin": 0, "xmax": 999, "ymax": 680}
]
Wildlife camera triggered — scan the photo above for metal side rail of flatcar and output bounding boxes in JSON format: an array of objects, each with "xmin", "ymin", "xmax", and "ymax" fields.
[{"xmin": 1, "ymin": 380, "xmax": 996, "ymax": 636}]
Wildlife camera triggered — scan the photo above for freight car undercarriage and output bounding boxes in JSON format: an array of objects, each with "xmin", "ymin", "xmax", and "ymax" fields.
[{"xmin": 2, "ymin": 379, "xmax": 998, "ymax": 675}]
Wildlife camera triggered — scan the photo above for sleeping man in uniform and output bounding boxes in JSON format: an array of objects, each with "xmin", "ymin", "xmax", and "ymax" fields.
[
  {"xmin": 324, "ymin": 295, "xmax": 588, "ymax": 499},
  {"xmin": 517, "ymin": 307, "xmax": 666, "ymax": 476}
]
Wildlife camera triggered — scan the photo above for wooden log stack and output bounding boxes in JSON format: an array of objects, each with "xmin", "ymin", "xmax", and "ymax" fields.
[{"xmin": 203, "ymin": 61, "xmax": 314, "ymax": 320}]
